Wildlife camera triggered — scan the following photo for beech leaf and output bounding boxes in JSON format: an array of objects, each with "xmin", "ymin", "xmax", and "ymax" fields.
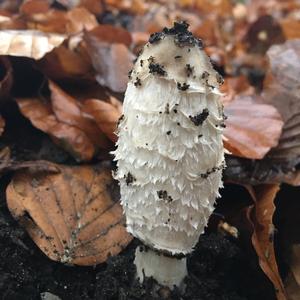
[
  {"xmin": 84, "ymin": 26, "xmax": 134, "ymax": 92},
  {"xmin": 49, "ymin": 80, "xmax": 111, "ymax": 149},
  {"xmin": 0, "ymin": 30, "xmax": 66, "ymax": 60},
  {"xmin": 224, "ymin": 95, "xmax": 283, "ymax": 159},
  {"xmin": 83, "ymin": 98, "xmax": 122, "ymax": 143},
  {"xmin": 16, "ymin": 97, "xmax": 97, "ymax": 162},
  {"xmin": 246, "ymin": 184, "xmax": 287, "ymax": 300},
  {"xmin": 6, "ymin": 163, "xmax": 132, "ymax": 266}
]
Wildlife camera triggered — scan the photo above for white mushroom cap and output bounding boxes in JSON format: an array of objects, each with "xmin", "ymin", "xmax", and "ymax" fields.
[{"xmin": 113, "ymin": 21, "xmax": 225, "ymax": 256}]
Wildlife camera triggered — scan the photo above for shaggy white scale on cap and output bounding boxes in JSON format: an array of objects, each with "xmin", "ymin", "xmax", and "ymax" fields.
[{"xmin": 113, "ymin": 21, "xmax": 225, "ymax": 289}]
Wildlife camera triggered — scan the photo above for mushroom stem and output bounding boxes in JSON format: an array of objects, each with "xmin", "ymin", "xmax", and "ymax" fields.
[{"xmin": 134, "ymin": 246, "xmax": 187, "ymax": 289}]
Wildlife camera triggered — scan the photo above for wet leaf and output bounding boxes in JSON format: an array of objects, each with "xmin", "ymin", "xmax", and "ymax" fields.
[
  {"xmin": 16, "ymin": 97, "xmax": 97, "ymax": 162},
  {"xmin": 247, "ymin": 184, "xmax": 287, "ymax": 300},
  {"xmin": 84, "ymin": 26, "xmax": 134, "ymax": 92},
  {"xmin": 224, "ymin": 95, "xmax": 283, "ymax": 159},
  {"xmin": 6, "ymin": 163, "xmax": 132, "ymax": 265},
  {"xmin": 83, "ymin": 97, "xmax": 122, "ymax": 143},
  {"xmin": 0, "ymin": 30, "xmax": 66, "ymax": 60}
]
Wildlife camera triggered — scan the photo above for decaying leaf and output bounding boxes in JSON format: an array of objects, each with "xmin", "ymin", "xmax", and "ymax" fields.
[
  {"xmin": 83, "ymin": 97, "xmax": 122, "ymax": 143},
  {"xmin": 84, "ymin": 26, "xmax": 134, "ymax": 92},
  {"xmin": 224, "ymin": 95, "xmax": 283, "ymax": 159},
  {"xmin": 0, "ymin": 30, "xmax": 66, "ymax": 59},
  {"xmin": 247, "ymin": 184, "xmax": 287, "ymax": 300},
  {"xmin": 6, "ymin": 163, "xmax": 132, "ymax": 265}
]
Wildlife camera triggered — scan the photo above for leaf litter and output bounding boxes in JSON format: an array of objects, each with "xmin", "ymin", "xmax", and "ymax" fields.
[{"xmin": 0, "ymin": 0, "xmax": 300, "ymax": 299}]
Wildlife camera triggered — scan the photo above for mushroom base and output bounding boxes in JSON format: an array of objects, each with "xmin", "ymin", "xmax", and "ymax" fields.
[{"xmin": 134, "ymin": 246, "xmax": 187, "ymax": 290}]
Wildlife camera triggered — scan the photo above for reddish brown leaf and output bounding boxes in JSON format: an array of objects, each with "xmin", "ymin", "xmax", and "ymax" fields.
[
  {"xmin": 38, "ymin": 42, "xmax": 94, "ymax": 82},
  {"xmin": 16, "ymin": 97, "xmax": 97, "ymax": 162},
  {"xmin": 49, "ymin": 80, "xmax": 111, "ymax": 149},
  {"xmin": 246, "ymin": 184, "xmax": 287, "ymax": 300},
  {"xmin": 0, "ymin": 30, "xmax": 66, "ymax": 59},
  {"xmin": 87, "ymin": 25, "xmax": 132, "ymax": 47},
  {"xmin": 20, "ymin": 0, "xmax": 50, "ymax": 15},
  {"xmin": 6, "ymin": 163, "xmax": 132, "ymax": 265},
  {"xmin": 83, "ymin": 97, "xmax": 122, "ymax": 143},
  {"xmin": 224, "ymin": 95, "xmax": 283, "ymax": 159},
  {"xmin": 84, "ymin": 26, "xmax": 134, "ymax": 92}
]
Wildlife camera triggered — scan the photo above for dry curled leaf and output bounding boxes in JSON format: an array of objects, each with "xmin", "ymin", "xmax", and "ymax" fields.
[
  {"xmin": 6, "ymin": 163, "xmax": 132, "ymax": 265},
  {"xmin": 83, "ymin": 97, "xmax": 122, "ymax": 143},
  {"xmin": 247, "ymin": 184, "xmax": 287, "ymax": 300},
  {"xmin": 16, "ymin": 97, "xmax": 97, "ymax": 162},
  {"xmin": 0, "ymin": 30, "xmax": 66, "ymax": 60},
  {"xmin": 49, "ymin": 80, "xmax": 111, "ymax": 149},
  {"xmin": 224, "ymin": 95, "xmax": 283, "ymax": 159}
]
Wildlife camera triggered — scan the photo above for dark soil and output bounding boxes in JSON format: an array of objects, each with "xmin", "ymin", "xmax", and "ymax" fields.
[{"xmin": 0, "ymin": 102, "xmax": 276, "ymax": 300}]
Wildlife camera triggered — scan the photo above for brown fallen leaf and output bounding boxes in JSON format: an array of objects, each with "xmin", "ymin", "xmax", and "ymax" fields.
[
  {"xmin": 16, "ymin": 97, "xmax": 97, "ymax": 162},
  {"xmin": 224, "ymin": 95, "xmax": 283, "ymax": 159},
  {"xmin": 225, "ymin": 40, "xmax": 300, "ymax": 185},
  {"xmin": 0, "ymin": 30, "xmax": 66, "ymax": 60},
  {"xmin": 66, "ymin": 7, "xmax": 98, "ymax": 34},
  {"xmin": 20, "ymin": 0, "xmax": 50, "ymax": 15},
  {"xmin": 6, "ymin": 163, "xmax": 132, "ymax": 265},
  {"xmin": 221, "ymin": 75, "xmax": 254, "ymax": 105},
  {"xmin": 84, "ymin": 26, "xmax": 134, "ymax": 92},
  {"xmin": 49, "ymin": 80, "xmax": 111, "ymax": 149},
  {"xmin": 38, "ymin": 41, "xmax": 94, "ymax": 82},
  {"xmin": 246, "ymin": 184, "xmax": 287, "ymax": 300},
  {"xmin": 83, "ymin": 97, "xmax": 122, "ymax": 143},
  {"xmin": 263, "ymin": 40, "xmax": 300, "ymax": 162}
]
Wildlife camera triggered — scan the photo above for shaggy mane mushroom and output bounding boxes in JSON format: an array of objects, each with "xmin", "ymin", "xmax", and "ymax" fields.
[{"xmin": 113, "ymin": 21, "xmax": 225, "ymax": 290}]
